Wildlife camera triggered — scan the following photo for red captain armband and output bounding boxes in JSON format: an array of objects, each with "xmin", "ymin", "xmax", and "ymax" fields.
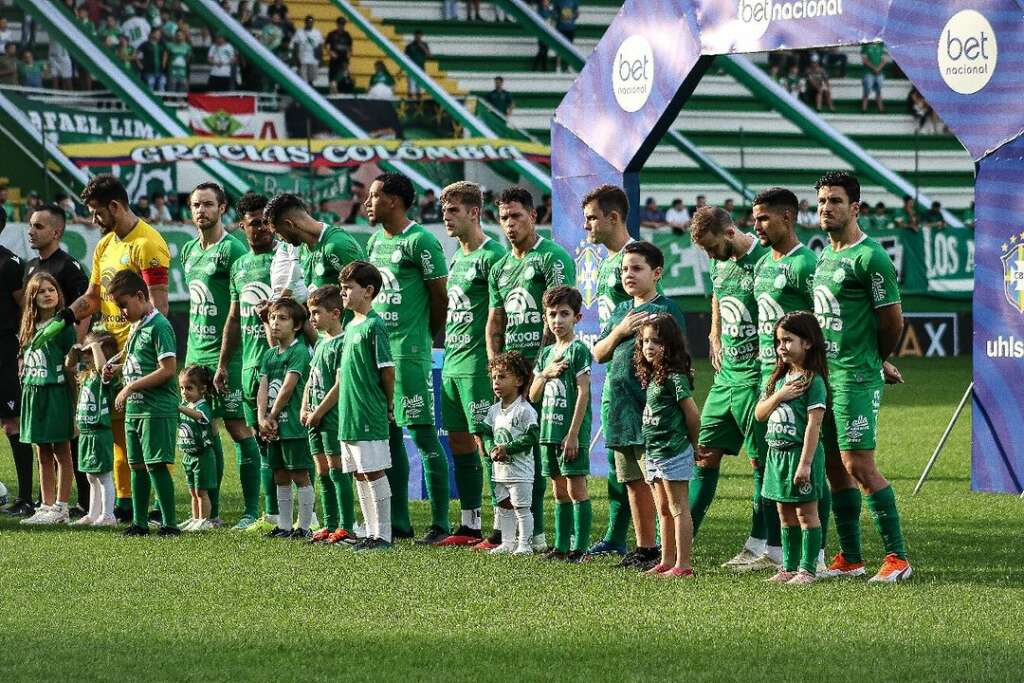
[{"xmin": 141, "ymin": 266, "xmax": 169, "ymax": 286}]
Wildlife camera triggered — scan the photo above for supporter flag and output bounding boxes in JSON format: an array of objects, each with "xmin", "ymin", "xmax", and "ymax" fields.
[{"xmin": 188, "ymin": 94, "xmax": 256, "ymax": 138}]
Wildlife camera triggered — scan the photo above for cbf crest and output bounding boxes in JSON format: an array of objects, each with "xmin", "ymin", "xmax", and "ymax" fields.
[
  {"xmin": 574, "ymin": 239, "xmax": 604, "ymax": 309},
  {"xmin": 1002, "ymin": 239, "xmax": 1024, "ymax": 313}
]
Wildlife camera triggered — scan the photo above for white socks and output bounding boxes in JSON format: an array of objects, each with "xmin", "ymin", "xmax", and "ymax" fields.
[
  {"xmin": 87, "ymin": 474, "xmax": 102, "ymax": 520},
  {"xmin": 356, "ymin": 479, "xmax": 375, "ymax": 539},
  {"xmin": 296, "ymin": 485, "xmax": 314, "ymax": 531},
  {"xmin": 514, "ymin": 507, "xmax": 533, "ymax": 553},
  {"xmin": 765, "ymin": 545, "xmax": 783, "ymax": 563},
  {"xmin": 276, "ymin": 485, "xmax": 292, "ymax": 530},
  {"xmin": 99, "ymin": 471, "xmax": 114, "ymax": 518},
  {"xmin": 496, "ymin": 507, "xmax": 516, "ymax": 550},
  {"xmin": 369, "ymin": 476, "xmax": 392, "ymax": 543},
  {"xmin": 744, "ymin": 536, "xmax": 767, "ymax": 555},
  {"xmin": 461, "ymin": 508, "xmax": 481, "ymax": 530}
]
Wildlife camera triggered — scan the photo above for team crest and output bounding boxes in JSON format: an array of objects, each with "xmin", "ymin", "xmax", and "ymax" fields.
[
  {"xmin": 1002, "ymin": 243, "xmax": 1024, "ymax": 313},
  {"xmin": 574, "ymin": 240, "xmax": 602, "ymax": 309}
]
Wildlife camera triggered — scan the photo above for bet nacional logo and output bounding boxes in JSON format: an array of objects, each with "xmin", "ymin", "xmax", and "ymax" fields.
[
  {"xmin": 937, "ymin": 9, "xmax": 997, "ymax": 95},
  {"xmin": 612, "ymin": 35, "xmax": 654, "ymax": 113}
]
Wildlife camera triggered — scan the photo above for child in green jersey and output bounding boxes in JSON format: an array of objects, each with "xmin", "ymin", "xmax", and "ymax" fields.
[
  {"xmin": 70, "ymin": 332, "xmax": 119, "ymax": 527},
  {"xmin": 258, "ymin": 298, "xmax": 315, "ymax": 539},
  {"xmin": 528, "ymin": 286, "xmax": 592, "ymax": 562},
  {"xmin": 633, "ymin": 314, "xmax": 700, "ymax": 578},
  {"xmin": 18, "ymin": 273, "xmax": 77, "ymax": 526},
  {"xmin": 178, "ymin": 366, "xmax": 218, "ymax": 532},
  {"xmin": 754, "ymin": 312, "xmax": 829, "ymax": 585}
]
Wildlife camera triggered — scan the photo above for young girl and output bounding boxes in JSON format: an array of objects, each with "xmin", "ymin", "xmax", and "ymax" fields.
[
  {"xmin": 178, "ymin": 365, "xmax": 218, "ymax": 532},
  {"xmin": 474, "ymin": 352, "xmax": 539, "ymax": 556},
  {"xmin": 71, "ymin": 332, "xmax": 120, "ymax": 527},
  {"xmin": 754, "ymin": 311, "xmax": 829, "ymax": 585},
  {"xmin": 18, "ymin": 272, "xmax": 77, "ymax": 526},
  {"xmin": 633, "ymin": 314, "xmax": 700, "ymax": 578}
]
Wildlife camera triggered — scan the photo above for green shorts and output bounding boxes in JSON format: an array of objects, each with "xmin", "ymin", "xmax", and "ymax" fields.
[
  {"xmin": 183, "ymin": 448, "xmax": 216, "ymax": 491},
  {"xmin": 126, "ymin": 416, "xmax": 177, "ymax": 466},
  {"xmin": 307, "ymin": 415, "xmax": 342, "ymax": 456},
  {"xmin": 20, "ymin": 384, "xmax": 74, "ymax": 444},
  {"xmin": 698, "ymin": 381, "xmax": 758, "ymax": 456},
  {"xmin": 613, "ymin": 445, "xmax": 645, "ymax": 484},
  {"xmin": 268, "ymin": 437, "xmax": 312, "ymax": 471},
  {"xmin": 392, "ymin": 357, "xmax": 434, "ymax": 427},
  {"xmin": 206, "ymin": 358, "xmax": 244, "ymax": 421},
  {"xmin": 762, "ymin": 445, "xmax": 826, "ymax": 503},
  {"xmin": 821, "ymin": 384, "xmax": 883, "ymax": 452},
  {"xmin": 440, "ymin": 373, "xmax": 492, "ymax": 433},
  {"xmin": 78, "ymin": 429, "xmax": 113, "ymax": 474},
  {"xmin": 540, "ymin": 442, "xmax": 590, "ymax": 478}
]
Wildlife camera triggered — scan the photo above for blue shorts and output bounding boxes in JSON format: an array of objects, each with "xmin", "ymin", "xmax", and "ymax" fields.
[
  {"xmin": 862, "ymin": 71, "xmax": 883, "ymax": 96},
  {"xmin": 643, "ymin": 446, "xmax": 695, "ymax": 483}
]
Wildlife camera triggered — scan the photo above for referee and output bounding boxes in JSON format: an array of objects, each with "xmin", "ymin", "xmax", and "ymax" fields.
[{"xmin": 25, "ymin": 204, "xmax": 90, "ymax": 516}]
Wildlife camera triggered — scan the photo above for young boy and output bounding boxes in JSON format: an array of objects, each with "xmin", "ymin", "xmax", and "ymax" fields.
[
  {"xmin": 337, "ymin": 261, "xmax": 396, "ymax": 551},
  {"xmin": 302, "ymin": 285, "xmax": 357, "ymax": 544},
  {"xmin": 258, "ymin": 297, "xmax": 315, "ymax": 539},
  {"xmin": 528, "ymin": 286, "xmax": 592, "ymax": 562},
  {"xmin": 592, "ymin": 241, "xmax": 687, "ymax": 570},
  {"xmin": 475, "ymin": 352, "xmax": 539, "ymax": 556},
  {"xmin": 107, "ymin": 270, "xmax": 180, "ymax": 537}
]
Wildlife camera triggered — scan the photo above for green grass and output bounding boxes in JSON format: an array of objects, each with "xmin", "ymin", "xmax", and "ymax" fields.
[{"xmin": 1, "ymin": 356, "xmax": 1019, "ymax": 681}]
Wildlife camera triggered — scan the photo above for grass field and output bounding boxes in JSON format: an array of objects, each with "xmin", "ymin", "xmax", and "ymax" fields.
[{"xmin": 1, "ymin": 356, "xmax": 1020, "ymax": 681}]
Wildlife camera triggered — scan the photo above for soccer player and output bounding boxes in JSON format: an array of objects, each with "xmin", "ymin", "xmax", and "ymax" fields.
[
  {"xmin": 812, "ymin": 171, "xmax": 911, "ymax": 583},
  {"xmin": 364, "ymin": 173, "xmax": 450, "ymax": 544},
  {"xmin": 435, "ymin": 181, "xmax": 506, "ymax": 546},
  {"xmin": 485, "ymin": 185, "xmax": 576, "ymax": 551},
  {"xmin": 181, "ymin": 183, "xmax": 262, "ymax": 530},
  {"xmin": 107, "ymin": 270, "xmax": 178, "ymax": 537},
  {"xmin": 218, "ymin": 192, "xmax": 279, "ymax": 529},
  {"xmin": 688, "ymin": 206, "xmax": 768, "ymax": 545},
  {"xmin": 592, "ymin": 241, "xmax": 685, "ymax": 571}
]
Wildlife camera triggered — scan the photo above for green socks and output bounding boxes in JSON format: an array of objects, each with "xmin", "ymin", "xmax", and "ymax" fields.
[
  {"xmin": 149, "ymin": 466, "xmax": 176, "ymax": 528},
  {"xmin": 452, "ymin": 451, "xmax": 483, "ymax": 510},
  {"xmin": 209, "ymin": 431, "xmax": 225, "ymax": 519},
  {"xmin": 781, "ymin": 525, "xmax": 801, "ymax": 572},
  {"xmin": 260, "ymin": 450, "xmax": 277, "ymax": 515},
  {"xmin": 236, "ymin": 437, "xmax": 262, "ymax": 519},
  {"xmin": 818, "ymin": 485, "xmax": 832, "ymax": 556},
  {"xmin": 867, "ymin": 485, "xmax": 907, "ymax": 559},
  {"xmin": 801, "ymin": 526, "xmax": 822, "ymax": 575},
  {"xmin": 833, "ymin": 487, "xmax": 864, "ymax": 563},
  {"xmin": 130, "ymin": 469, "xmax": 151, "ymax": 528},
  {"xmin": 116, "ymin": 496, "xmax": 132, "ymax": 513},
  {"xmin": 531, "ymin": 448, "xmax": 546, "ymax": 536},
  {"xmin": 750, "ymin": 463, "xmax": 767, "ymax": 540},
  {"xmin": 554, "ymin": 500, "xmax": 573, "ymax": 552},
  {"xmin": 482, "ymin": 451, "xmax": 496, "ymax": 506},
  {"xmin": 319, "ymin": 473, "xmax": 339, "ymax": 531},
  {"xmin": 572, "ymin": 499, "xmax": 592, "ymax": 552},
  {"xmin": 386, "ymin": 424, "xmax": 412, "ymax": 536},
  {"xmin": 689, "ymin": 465, "xmax": 720, "ymax": 537},
  {"xmin": 604, "ymin": 450, "xmax": 631, "ymax": 546},
  {"xmin": 329, "ymin": 468, "xmax": 355, "ymax": 531},
  {"xmin": 411, "ymin": 425, "xmax": 450, "ymax": 532}
]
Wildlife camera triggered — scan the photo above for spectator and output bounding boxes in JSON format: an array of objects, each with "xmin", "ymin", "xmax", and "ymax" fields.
[
  {"xmin": 259, "ymin": 13, "xmax": 284, "ymax": 56},
  {"xmin": 0, "ymin": 184, "xmax": 16, "ymax": 221},
  {"xmin": 820, "ymin": 47, "xmax": 847, "ymax": 78},
  {"xmin": 54, "ymin": 192, "xmax": 87, "ymax": 223},
  {"xmin": 0, "ymin": 42, "xmax": 19, "ymax": 85},
  {"xmin": 18, "ymin": 48, "xmax": 46, "ymax": 88},
  {"xmin": 48, "ymin": 35, "xmax": 73, "ymax": 90},
  {"xmin": 19, "ymin": 14, "xmax": 37, "ymax": 51},
  {"xmin": 481, "ymin": 188, "xmax": 497, "ymax": 223},
  {"xmin": 553, "ymin": 0, "xmax": 578, "ymax": 70},
  {"xmin": 98, "ymin": 14, "xmax": 122, "ymax": 48},
  {"xmin": 866, "ymin": 202, "xmax": 891, "ymax": 230},
  {"xmin": 165, "ymin": 28, "xmax": 191, "ymax": 92},
  {"xmin": 693, "ymin": 194, "xmax": 707, "ymax": 213},
  {"xmin": 159, "ymin": 9, "xmax": 177, "ymax": 38},
  {"xmin": 441, "ymin": 0, "xmax": 458, "ymax": 21},
  {"xmin": 165, "ymin": 192, "xmax": 182, "ymax": 223},
  {"xmin": 782, "ymin": 63, "xmax": 802, "ymax": 96},
  {"xmin": 805, "ymin": 56, "xmax": 834, "ymax": 111},
  {"xmin": 292, "ymin": 15, "xmax": 322, "ymax": 85},
  {"xmin": 404, "ymin": 30, "xmax": 430, "ymax": 98},
  {"xmin": 536, "ymin": 194, "xmax": 553, "ymax": 224},
  {"xmin": 908, "ymin": 86, "xmax": 941, "ymax": 134},
  {"xmin": 419, "ymin": 189, "xmax": 440, "ymax": 223},
  {"xmin": 237, "ymin": 1, "xmax": 255, "ymax": 28},
  {"xmin": 922, "ymin": 201, "xmax": 945, "ymax": 231},
  {"xmin": 893, "ymin": 195, "xmax": 918, "ymax": 231},
  {"xmin": 326, "ymin": 17, "xmax": 352, "ymax": 81},
  {"xmin": 207, "ymin": 34, "xmax": 236, "ymax": 90},
  {"xmin": 137, "ymin": 27, "xmax": 166, "ymax": 91},
  {"xmin": 146, "ymin": 192, "xmax": 172, "ymax": 224},
  {"xmin": 75, "ymin": 6, "xmax": 96, "ymax": 38},
  {"xmin": 121, "ymin": 6, "xmax": 151, "ymax": 49},
  {"xmin": 664, "ymin": 198, "xmax": 691, "ymax": 233},
  {"xmin": 331, "ymin": 61, "xmax": 355, "ymax": 94},
  {"xmin": 796, "ymin": 199, "xmax": 816, "ymax": 228},
  {"xmin": 484, "ymin": 76, "xmax": 515, "ymax": 116},
  {"xmin": 344, "ymin": 181, "xmax": 368, "ymax": 224},
  {"xmin": 145, "ymin": 0, "xmax": 165, "ymax": 28},
  {"xmin": 767, "ymin": 51, "xmax": 796, "ymax": 79},
  {"xmin": 266, "ymin": 0, "xmax": 294, "ymax": 45},
  {"xmin": 23, "ymin": 191, "xmax": 42, "ymax": 222},
  {"xmin": 0, "ymin": 18, "xmax": 14, "ymax": 53},
  {"xmin": 135, "ymin": 194, "xmax": 151, "ymax": 218},
  {"xmin": 465, "ymin": 0, "xmax": 482, "ymax": 21},
  {"xmin": 860, "ymin": 41, "xmax": 887, "ymax": 112},
  {"xmin": 116, "ymin": 35, "xmax": 136, "ymax": 71},
  {"xmin": 532, "ymin": 0, "xmax": 553, "ymax": 71},
  {"xmin": 367, "ymin": 60, "xmax": 395, "ymax": 99},
  {"xmin": 640, "ymin": 197, "xmax": 665, "ymax": 228}
]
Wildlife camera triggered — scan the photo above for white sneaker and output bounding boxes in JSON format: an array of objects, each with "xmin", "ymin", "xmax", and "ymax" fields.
[
  {"xmin": 27, "ymin": 506, "xmax": 68, "ymax": 525},
  {"xmin": 209, "ymin": 517, "xmax": 223, "ymax": 528},
  {"xmin": 531, "ymin": 533, "xmax": 547, "ymax": 552},
  {"xmin": 489, "ymin": 543, "xmax": 515, "ymax": 555},
  {"xmin": 72, "ymin": 514, "xmax": 98, "ymax": 527},
  {"xmin": 20, "ymin": 505, "xmax": 52, "ymax": 525},
  {"xmin": 722, "ymin": 547, "xmax": 761, "ymax": 568},
  {"xmin": 513, "ymin": 546, "xmax": 534, "ymax": 556},
  {"xmin": 734, "ymin": 553, "xmax": 781, "ymax": 573},
  {"xmin": 190, "ymin": 519, "xmax": 214, "ymax": 532},
  {"xmin": 91, "ymin": 515, "xmax": 117, "ymax": 527},
  {"xmin": 178, "ymin": 517, "xmax": 195, "ymax": 530}
]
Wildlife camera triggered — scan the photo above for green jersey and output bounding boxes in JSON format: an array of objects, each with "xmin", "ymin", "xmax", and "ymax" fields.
[
  {"xmin": 765, "ymin": 373, "xmax": 828, "ymax": 450},
  {"xmin": 337, "ymin": 313, "xmax": 394, "ymax": 442},
  {"xmin": 99, "ymin": 25, "xmax": 121, "ymax": 47},
  {"xmin": 813, "ymin": 235, "xmax": 900, "ymax": 386},
  {"xmin": 594, "ymin": 239, "xmax": 664, "ymax": 327},
  {"xmin": 122, "ymin": 310, "xmax": 179, "ymax": 418},
  {"xmin": 165, "ymin": 41, "xmax": 191, "ymax": 80},
  {"xmin": 76, "ymin": 372, "xmax": 114, "ymax": 432},
  {"xmin": 534, "ymin": 339, "xmax": 592, "ymax": 447},
  {"xmin": 642, "ymin": 372, "xmax": 694, "ymax": 460},
  {"xmin": 599, "ymin": 295, "xmax": 686, "ymax": 449},
  {"xmin": 307, "ymin": 333, "xmax": 344, "ymax": 411},
  {"xmin": 711, "ymin": 239, "xmax": 768, "ymax": 386},
  {"xmin": 259, "ymin": 338, "xmax": 310, "ymax": 440},
  {"xmin": 753, "ymin": 243, "xmax": 817, "ymax": 379},
  {"xmin": 443, "ymin": 237, "xmax": 506, "ymax": 378},
  {"xmin": 21, "ymin": 324, "xmax": 75, "ymax": 386},
  {"xmin": 366, "ymin": 222, "xmax": 447, "ymax": 359},
  {"xmin": 488, "ymin": 236, "xmax": 576, "ymax": 365},
  {"xmin": 861, "ymin": 42, "xmax": 886, "ymax": 68},
  {"xmin": 178, "ymin": 399, "xmax": 214, "ymax": 457},
  {"xmin": 229, "ymin": 248, "xmax": 275, "ymax": 374},
  {"xmin": 302, "ymin": 223, "xmax": 364, "ymax": 291},
  {"xmin": 181, "ymin": 231, "xmax": 248, "ymax": 367}
]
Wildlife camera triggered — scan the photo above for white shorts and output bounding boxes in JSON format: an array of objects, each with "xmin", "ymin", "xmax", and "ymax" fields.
[
  {"xmin": 493, "ymin": 481, "xmax": 531, "ymax": 508},
  {"xmin": 340, "ymin": 440, "xmax": 391, "ymax": 474},
  {"xmin": 50, "ymin": 57, "xmax": 72, "ymax": 79}
]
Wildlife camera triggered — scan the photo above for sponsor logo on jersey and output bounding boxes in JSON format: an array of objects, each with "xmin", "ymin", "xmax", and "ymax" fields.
[
  {"xmin": 447, "ymin": 286, "xmax": 473, "ymax": 325},
  {"xmin": 469, "ymin": 398, "xmax": 491, "ymax": 422},
  {"xmin": 390, "ymin": 248, "xmax": 403, "ymax": 264},
  {"xmin": 189, "ymin": 280, "xmax": 218, "ymax": 318},
  {"xmin": 77, "ymin": 385, "xmax": 100, "ymax": 423},
  {"xmin": 402, "ymin": 394, "xmax": 425, "ymax": 419},
  {"xmin": 266, "ymin": 379, "xmax": 285, "ymax": 420},
  {"xmin": 542, "ymin": 377, "xmax": 568, "ymax": 416},
  {"xmin": 377, "ymin": 267, "xmax": 402, "ymax": 305},
  {"xmin": 240, "ymin": 281, "xmax": 274, "ymax": 318},
  {"xmin": 719, "ymin": 296, "xmax": 757, "ymax": 339},
  {"xmin": 757, "ymin": 293, "xmax": 787, "ymax": 335},
  {"xmin": 767, "ymin": 402, "xmax": 798, "ymax": 443},
  {"xmin": 22, "ymin": 348, "xmax": 48, "ymax": 380},
  {"xmin": 177, "ymin": 421, "xmax": 198, "ymax": 449},
  {"xmin": 813, "ymin": 286, "xmax": 843, "ymax": 333},
  {"xmin": 420, "ymin": 249, "xmax": 434, "ymax": 274},
  {"xmin": 597, "ymin": 295, "xmax": 615, "ymax": 327},
  {"xmin": 870, "ymin": 271, "xmax": 886, "ymax": 304},
  {"xmin": 505, "ymin": 287, "xmax": 542, "ymax": 326},
  {"xmin": 1001, "ymin": 243, "xmax": 1024, "ymax": 313},
  {"xmin": 641, "ymin": 403, "xmax": 658, "ymax": 427}
]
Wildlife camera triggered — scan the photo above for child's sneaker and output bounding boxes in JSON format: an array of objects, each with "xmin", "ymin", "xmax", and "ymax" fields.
[
  {"xmin": 91, "ymin": 514, "xmax": 117, "ymax": 527},
  {"xmin": 245, "ymin": 515, "xmax": 276, "ymax": 533},
  {"xmin": 767, "ymin": 570, "xmax": 798, "ymax": 583},
  {"xmin": 209, "ymin": 517, "xmax": 223, "ymax": 528},
  {"xmin": 72, "ymin": 514, "xmax": 97, "ymax": 527},
  {"xmin": 821, "ymin": 552, "xmax": 867, "ymax": 578},
  {"xmin": 531, "ymin": 533, "xmax": 548, "ymax": 552},
  {"xmin": 585, "ymin": 539, "xmax": 628, "ymax": 558},
  {"xmin": 415, "ymin": 525, "xmax": 450, "ymax": 545},
  {"xmin": 189, "ymin": 519, "xmax": 214, "ymax": 532},
  {"xmin": 356, "ymin": 537, "xmax": 392, "ymax": 552},
  {"xmin": 660, "ymin": 567, "xmax": 695, "ymax": 579},
  {"xmin": 326, "ymin": 529, "xmax": 355, "ymax": 545},
  {"xmin": 735, "ymin": 553, "xmax": 780, "ymax": 573},
  {"xmin": 489, "ymin": 543, "xmax": 515, "ymax": 555},
  {"xmin": 474, "ymin": 530, "xmax": 502, "ymax": 551},
  {"xmin": 643, "ymin": 563, "xmax": 672, "ymax": 576},
  {"xmin": 787, "ymin": 571, "xmax": 817, "ymax": 585},
  {"xmin": 512, "ymin": 545, "xmax": 533, "ymax": 556},
  {"xmin": 231, "ymin": 515, "xmax": 259, "ymax": 531},
  {"xmin": 309, "ymin": 528, "xmax": 334, "ymax": 543},
  {"xmin": 868, "ymin": 554, "xmax": 913, "ymax": 583},
  {"xmin": 722, "ymin": 547, "xmax": 761, "ymax": 568},
  {"xmin": 434, "ymin": 525, "xmax": 482, "ymax": 546}
]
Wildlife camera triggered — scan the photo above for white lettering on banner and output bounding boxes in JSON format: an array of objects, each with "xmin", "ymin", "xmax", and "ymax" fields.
[
  {"xmin": 938, "ymin": 9, "xmax": 997, "ymax": 94},
  {"xmin": 611, "ymin": 35, "xmax": 655, "ymax": 113},
  {"xmin": 986, "ymin": 336, "xmax": 1024, "ymax": 358},
  {"xmin": 924, "ymin": 323, "xmax": 948, "ymax": 357},
  {"xmin": 736, "ymin": 0, "xmax": 843, "ymax": 41}
]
